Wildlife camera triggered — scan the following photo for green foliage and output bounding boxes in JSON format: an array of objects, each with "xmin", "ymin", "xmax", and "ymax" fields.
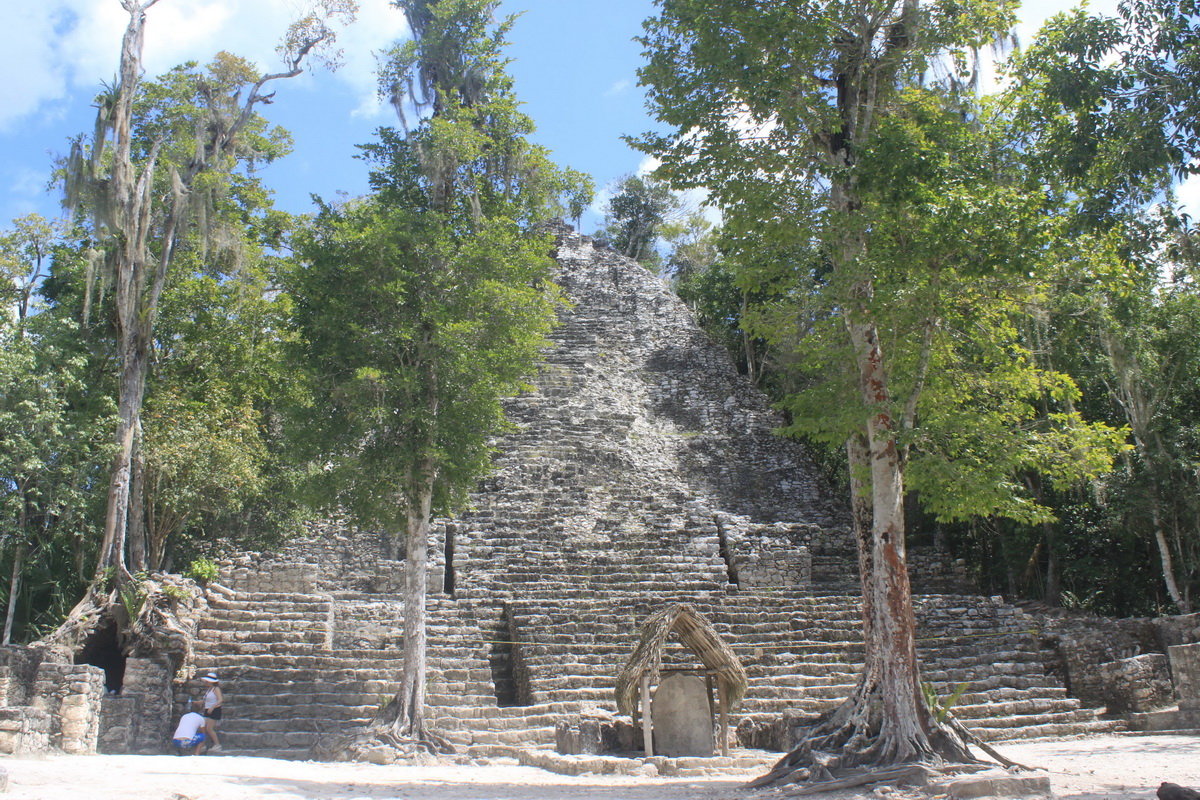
[
  {"xmin": 922, "ymin": 681, "xmax": 970, "ymax": 723},
  {"xmin": 139, "ymin": 216, "xmax": 313, "ymax": 569},
  {"xmin": 97, "ymin": 566, "xmax": 118, "ymax": 595},
  {"xmin": 0, "ymin": 217, "xmax": 116, "ymax": 641},
  {"xmin": 159, "ymin": 583, "xmax": 189, "ymax": 602},
  {"xmin": 594, "ymin": 174, "xmax": 678, "ymax": 270},
  {"xmin": 1008, "ymin": 0, "xmax": 1200, "ymax": 221},
  {"xmin": 118, "ymin": 579, "xmax": 147, "ymax": 625},
  {"xmin": 635, "ymin": 0, "xmax": 1147, "ymax": 633},
  {"xmin": 999, "ymin": 5, "xmax": 1200, "ymax": 611},
  {"xmin": 184, "ymin": 558, "xmax": 219, "ymax": 584},
  {"xmin": 291, "ymin": 0, "xmax": 588, "ymax": 538}
]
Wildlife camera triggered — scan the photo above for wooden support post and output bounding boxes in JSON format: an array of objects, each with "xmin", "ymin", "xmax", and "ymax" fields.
[
  {"xmin": 641, "ymin": 675, "xmax": 654, "ymax": 758},
  {"xmin": 718, "ymin": 682, "xmax": 729, "ymax": 757}
]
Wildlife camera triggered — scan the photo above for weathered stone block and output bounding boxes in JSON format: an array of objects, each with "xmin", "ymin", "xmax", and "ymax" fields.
[
  {"xmin": 555, "ymin": 711, "xmax": 636, "ymax": 755},
  {"xmin": 1168, "ymin": 642, "xmax": 1200, "ymax": 710},
  {"xmin": 942, "ymin": 775, "xmax": 1051, "ymax": 799},
  {"xmin": 651, "ymin": 674, "xmax": 713, "ymax": 757},
  {"xmin": 0, "ymin": 707, "xmax": 51, "ymax": 756},
  {"xmin": 1096, "ymin": 654, "xmax": 1173, "ymax": 713}
]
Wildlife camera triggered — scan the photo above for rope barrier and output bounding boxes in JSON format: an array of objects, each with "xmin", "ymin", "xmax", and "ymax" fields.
[{"xmin": 433, "ymin": 628, "xmax": 1043, "ymax": 653}]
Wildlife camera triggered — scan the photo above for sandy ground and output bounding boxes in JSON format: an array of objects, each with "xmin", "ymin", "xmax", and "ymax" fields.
[{"xmin": 2, "ymin": 735, "xmax": 1196, "ymax": 800}]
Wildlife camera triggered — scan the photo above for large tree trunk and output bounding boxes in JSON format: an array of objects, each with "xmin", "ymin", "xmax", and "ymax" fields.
[
  {"xmin": 390, "ymin": 464, "xmax": 434, "ymax": 741},
  {"xmin": 4, "ymin": 543, "xmax": 27, "ymax": 645},
  {"xmin": 754, "ymin": 316, "xmax": 976, "ymax": 789},
  {"xmin": 848, "ymin": 312, "xmax": 939, "ymax": 763},
  {"xmin": 95, "ymin": 342, "xmax": 148, "ymax": 580},
  {"xmin": 91, "ymin": 0, "xmax": 156, "ymax": 584},
  {"xmin": 756, "ymin": 138, "xmax": 976, "ymax": 782},
  {"xmin": 1151, "ymin": 503, "xmax": 1190, "ymax": 613},
  {"xmin": 128, "ymin": 426, "xmax": 147, "ymax": 573}
]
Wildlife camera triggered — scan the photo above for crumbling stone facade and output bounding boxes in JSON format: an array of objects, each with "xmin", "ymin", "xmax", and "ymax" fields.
[{"xmin": 1036, "ymin": 612, "xmax": 1200, "ymax": 707}]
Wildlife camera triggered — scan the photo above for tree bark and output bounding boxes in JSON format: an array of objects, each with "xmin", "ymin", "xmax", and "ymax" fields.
[
  {"xmin": 391, "ymin": 464, "xmax": 434, "ymax": 741},
  {"xmin": 3, "ymin": 543, "xmax": 26, "ymax": 645},
  {"xmin": 128, "ymin": 423, "xmax": 147, "ymax": 573},
  {"xmin": 96, "ymin": 341, "xmax": 148, "ymax": 580},
  {"xmin": 847, "ymin": 310, "xmax": 936, "ymax": 763}
]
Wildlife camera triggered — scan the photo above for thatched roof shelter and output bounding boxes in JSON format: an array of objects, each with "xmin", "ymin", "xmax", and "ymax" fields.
[{"xmin": 614, "ymin": 604, "xmax": 748, "ymax": 756}]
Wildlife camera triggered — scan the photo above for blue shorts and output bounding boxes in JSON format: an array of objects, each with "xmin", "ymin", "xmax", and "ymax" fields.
[{"xmin": 174, "ymin": 733, "xmax": 206, "ymax": 748}]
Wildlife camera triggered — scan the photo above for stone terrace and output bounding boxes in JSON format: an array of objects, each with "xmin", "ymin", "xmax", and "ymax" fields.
[{"xmin": 192, "ymin": 227, "xmax": 1115, "ymax": 759}]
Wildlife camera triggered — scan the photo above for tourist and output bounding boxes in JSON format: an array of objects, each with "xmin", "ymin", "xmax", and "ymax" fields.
[
  {"xmin": 200, "ymin": 672, "xmax": 224, "ymax": 752},
  {"xmin": 171, "ymin": 701, "xmax": 207, "ymax": 756}
]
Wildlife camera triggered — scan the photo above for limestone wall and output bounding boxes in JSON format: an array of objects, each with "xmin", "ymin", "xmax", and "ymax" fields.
[
  {"xmin": 0, "ymin": 646, "xmax": 46, "ymax": 707},
  {"xmin": 1169, "ymin": 642, "xmax": 1200, "ymax": 710},
  {"xmin": 221, "ymin": 521, "xmax": 449, "ymax": 598},
  {"xmin": 0, "ymin": 707, "xmax": 50, "ymax": 755},
  {"xmin": 1034, "ymin": 611, "xmax": 1200, "ymax": 711},
  {"xmin": 1095, "ymin": 654, "xmax": 1175, "ymax": 713},
  {"xmin": 31, "ymin": 662, "xmax": 104, "ymax": 754}
]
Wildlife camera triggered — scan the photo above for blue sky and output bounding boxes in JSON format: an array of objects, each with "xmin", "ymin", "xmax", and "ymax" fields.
[
  {"xmin": 0, "ymin": 0, "xmax": 665, "ymax": 230},
  {"xmin": 9, "ymin": 0, "xmax": 1185, "ymax": 238}
]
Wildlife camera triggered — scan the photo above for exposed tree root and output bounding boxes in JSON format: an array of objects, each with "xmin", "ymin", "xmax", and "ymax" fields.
[
  {"xmin": 36, "ymin": 585, "xmax": 115, "ymax": 658},
  {"xmin": 944, "ymin": 716, "xmax": 1035, "ymax": 771},
  {"xmin": 313, "ymin": 716, "xmax": 457, "ymax": 764},
  {"xmin": 37, "ymin": 573, "xmax": 207, "ymax": 673},
  {"xmin": 774, "ymin": 764, "xmax": 939, "ymax": 796},
  {"xmin": 747, "ymin": 689, "xmax": 1022, "ymax": 791}
]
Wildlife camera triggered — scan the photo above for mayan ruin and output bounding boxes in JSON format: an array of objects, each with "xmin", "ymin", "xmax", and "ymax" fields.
[
  {"xmin": 5, "ymin": 229, "xmax": 1196, "ymax": 775},
  {"xmin": 5, "ymin": 1, "xmax": 1200, "ymax": 797}
]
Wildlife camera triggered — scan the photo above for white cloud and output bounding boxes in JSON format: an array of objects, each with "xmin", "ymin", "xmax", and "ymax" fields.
[
  {"xmin": 0, "ymin": 3, "xmax": 74, "ymax": 130},
  {"xmin": 1177, "ymin": 173, "xmax": 1200, "ymax": 222},
  {"xmin": 337, "ymin": 0, "xmax": 411, "ymax": 118},
  {"xmin": 4, "ymin": 165, "xmax": 57, "ymax": 217},
  {"xmin": 635, "ymin": 154, "xmax": 660, "ymax": 177},
  {"xmin": 604, "ymin": 79, "xmax": 630, "ymax": 97},
  {"xmin": 1, "ymin": 0, "xmax": 408, "ymax": 131}
]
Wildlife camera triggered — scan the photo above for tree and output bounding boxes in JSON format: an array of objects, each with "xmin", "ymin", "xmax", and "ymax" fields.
[
  {"xmin": 595, "ymin": 173, "xmax": 678, "ymax": 270},
  {"xmin": 0, "ymin": 217, "xmax": 114, "ymax": 643},
  {"xmin": 294, "ymin": 0, "xmax": 590, "ymax": 754},
  {"xmin": 1039, "ymin": 213, "xmax": 1200, "ymax": 614},
  {"xmin": 130, "ymin": 167, "xmax": 310, "ymax": 573},
  {"xmin": 1003, "ymin": 2, "xmax": 1200, "ymax": 614},
  {"xmin": 637, "ymin": 0, "xmax": 1121, "ymax": 782},
  {"xmin": 61, "ymin": 0, "xmax": 356, "ymax": 593}
]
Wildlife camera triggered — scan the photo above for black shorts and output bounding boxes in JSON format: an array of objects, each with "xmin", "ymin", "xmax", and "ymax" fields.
[{"xmin": 205, "ymin": 706, "xmax": 223, "ymax": 721}]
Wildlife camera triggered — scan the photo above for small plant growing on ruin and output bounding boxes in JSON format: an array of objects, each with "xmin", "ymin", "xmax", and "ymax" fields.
[
  {"xmin": 160, "ymin": 584, "xmax": 189, "ymax": 602},
  {"xmin": 921, "ymin": 680, "xmax": 970, "ymax": 723},
  {"xmin": 118, "ymin": 581, "xmax": 147, "ymax": 625},
  {"xmin": 98, "ymin": 566, "xmax": 118, "ymax": 593},
  {"xmin": 184, "ymin": 558, "xmax": 219, "ymax": 586}
]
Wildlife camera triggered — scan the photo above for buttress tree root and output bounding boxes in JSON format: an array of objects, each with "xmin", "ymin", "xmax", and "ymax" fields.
[
  {"xmin": 313, "ymin": 697, "xmax": 457, "ymax": 764},
  {"xmin": 38, "ymin": 573, "xmax": 206, "ymax": 673},
  {"xmin": 747, "ymin": 678, "xmax": 1026, "ymax": 791}
]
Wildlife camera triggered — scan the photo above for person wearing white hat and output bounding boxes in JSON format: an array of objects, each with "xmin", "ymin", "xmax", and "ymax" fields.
[{"xmin": 200, "ymin": 673, "xmax": 224, "ymax": 752}]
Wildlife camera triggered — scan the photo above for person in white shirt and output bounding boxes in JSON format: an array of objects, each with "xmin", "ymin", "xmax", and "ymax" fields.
[
  {"xmin": 200, "ymin": 672, "xmax": 224, "ymax": 752},
  {"xmin": 172, "ymin": 701, "xmax": 208, "ymax": 755}
]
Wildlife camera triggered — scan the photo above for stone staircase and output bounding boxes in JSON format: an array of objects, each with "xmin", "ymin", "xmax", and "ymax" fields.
[{"xmin": 186, "ymin": 551, "xmax": 1114, "ymax": 760}]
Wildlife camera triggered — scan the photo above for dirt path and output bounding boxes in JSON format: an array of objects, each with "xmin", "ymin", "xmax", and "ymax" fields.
[{"xmin": 3, "ymin": 735, "xmax": 1196, "ymax": 800}]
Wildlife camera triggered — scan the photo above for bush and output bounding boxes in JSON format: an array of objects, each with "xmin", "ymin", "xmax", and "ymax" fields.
[{"xmin": 184, "ymin": 557, "xmax": 219, "ymax": 585}]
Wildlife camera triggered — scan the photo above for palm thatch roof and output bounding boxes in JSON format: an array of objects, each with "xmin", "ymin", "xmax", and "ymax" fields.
[{"xmin": 614, "ymin": 603, "xmax": 748, "ymax": 716}]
